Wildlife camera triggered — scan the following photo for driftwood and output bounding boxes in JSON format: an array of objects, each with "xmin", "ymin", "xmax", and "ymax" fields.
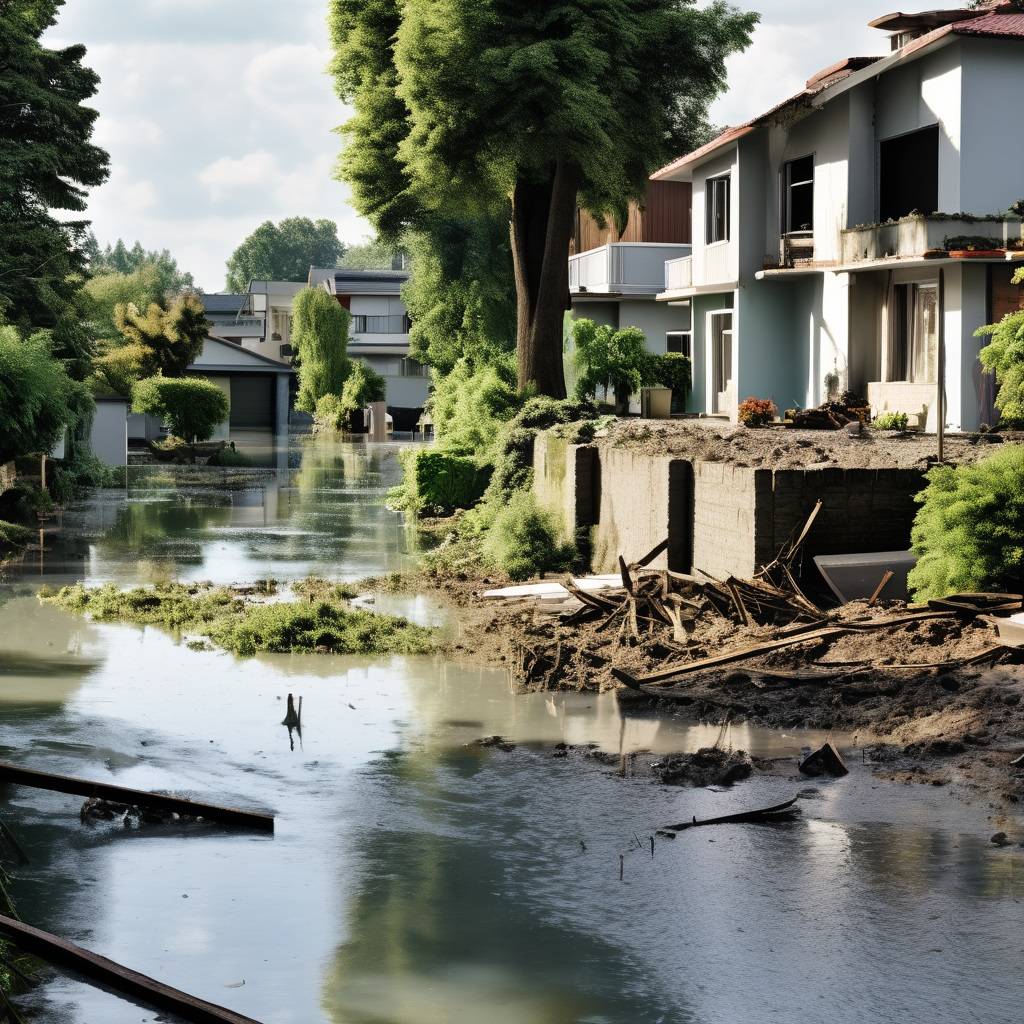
[
  {"xmin": 0, "ymin": 763, "xmax": 274, "ymax": 833},
  {"xmin": 0, "ymin": 914, "xmax": 263, "ymax": 1024},
  {"xmin": 658, "ymin": 796, "xmax": 801, "ymax": 836}
]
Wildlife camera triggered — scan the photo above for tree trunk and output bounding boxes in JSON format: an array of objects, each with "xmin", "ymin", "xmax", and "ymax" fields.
[{"xmin": 510, "ymin": 160, "xmax": 578, "ymax": 398}]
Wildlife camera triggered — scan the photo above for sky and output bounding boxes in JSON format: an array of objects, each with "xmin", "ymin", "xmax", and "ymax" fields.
[{"xmin": 47, "ymin": 0, "xmax": 920, "ymax": 292}]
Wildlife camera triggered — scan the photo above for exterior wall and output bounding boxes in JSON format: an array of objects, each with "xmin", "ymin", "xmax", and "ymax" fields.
[
  {"xmin": 204, "ymin": 375, "xmax": 232, "ymax": 442},
  {"xmin": 688, "ymin": 292, "xmax": 733, "ymax": 414},
  {"xmin": 847, "ymin": 82, "xmax": 877, "ymax": 228},
  {"xmin": 691, "ymin": 150, "xmax": 740, "ymax": 288},
  {"xmin": 874, "ymin": 42, "xmax": 963, "ymax": 213},
  {"xmin": 947, "ymin": 261, "xmax": 989, "ymax": 432},
  {"xmin": 959, "ymin": 39, "xmax": 1024, "ymax": 214},
  {"xmin": 848, "ymin": 270, "xmax": 886, "ymax": 396},
  {"xmin": 532, "ymin": 432, "xmax": 599, "ymax": 551},
  {"xmin": 90, "ymin": 401, "xmax": 128, "ymax": 467},
  {"xmin": 617, "ymin": 298, "xmax": 691, "ymax": 356}
]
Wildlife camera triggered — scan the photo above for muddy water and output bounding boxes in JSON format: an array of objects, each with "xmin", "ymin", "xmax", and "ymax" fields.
[{"xmin": 1, "ymin": 437, "xmax": 1022, "ymax": 1024}]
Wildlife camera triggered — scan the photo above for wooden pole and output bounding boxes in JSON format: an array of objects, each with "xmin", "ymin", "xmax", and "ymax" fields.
[
  {"xmin": 0, "ymin": 763, "xmax": 274, "ymax": 833},
  {"xmin": 937, "ymin": 266, "xmax": 946, "ymax": 463},
  {"xmin": 0, "ymin": 915, "xmax": 264, "ymax": 1024}
]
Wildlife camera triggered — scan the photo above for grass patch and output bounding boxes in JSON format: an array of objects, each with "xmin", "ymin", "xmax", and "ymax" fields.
[
  {"xmin": 291, "ymin": 577, "xmax": 360, "ymax": 602},
  {"xmin": 40, "ymin": 579, "xmax": 438, "ymax": 657}
]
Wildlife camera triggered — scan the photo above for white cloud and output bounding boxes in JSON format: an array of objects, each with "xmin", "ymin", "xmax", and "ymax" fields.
[
  {"xmin": 199, "ymin": 151, "xmax": 283, "ymax": 202},
  {"xmin": 92, "ymin": 115, "xmax": 163, "ymax": 149}
]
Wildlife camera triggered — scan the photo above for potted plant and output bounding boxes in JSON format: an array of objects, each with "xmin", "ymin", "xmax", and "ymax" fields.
[{"xmin": 945, "ymin": 235, "xmax": 1007, "ymax": 259}]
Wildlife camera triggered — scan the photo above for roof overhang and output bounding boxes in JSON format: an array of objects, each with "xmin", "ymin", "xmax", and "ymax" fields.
[
  {"xmin": 656, "ymin": 281, "xmax": 739, "ymax": 302},
  {"xmin": 868, "ymin": 9, "xmax": 978, "ymax": 32}
]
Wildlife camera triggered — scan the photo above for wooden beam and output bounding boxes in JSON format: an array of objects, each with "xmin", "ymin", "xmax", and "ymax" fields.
[
  {"xmin": 0, "ymin": 914, "xmax": 264, "ymax": 1024},
  {"xmin": 0, "ymin": 763, "xmax": 273, "ymax": 833}
]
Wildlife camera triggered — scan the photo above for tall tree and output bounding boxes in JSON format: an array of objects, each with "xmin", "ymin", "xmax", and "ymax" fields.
[
  {"xmin": 86, "ymin": 234, "xmax": 198, "ymax": 294},
  {"xmin": 0, "ymin": 0, "xmax": 109, "ymax": 361},
  {"xmin": 291, "ymin": 286, "xmax": 351, "ymax": 413},
  {"xmin": 330, "ymin": 0, "xmax": 756, "ymax": 397},
  {"xmin": 225, "ymin": 218, "xmax": 347, "ymax": 292}
]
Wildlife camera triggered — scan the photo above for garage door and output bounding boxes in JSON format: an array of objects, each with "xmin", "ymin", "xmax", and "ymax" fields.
[{"xmin": 230, "ymin": 375, "xmax": 275, "ymax": 429}]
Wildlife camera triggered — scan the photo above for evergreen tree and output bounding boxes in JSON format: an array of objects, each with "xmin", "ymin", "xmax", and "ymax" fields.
[
  {"xmin": 330, "ymin": 0, "xmax": 755, "ymax": 397},
  {"xmin": 0, "ymin": 0, "xmax": 109, "ymax": 362},
  {"xmin": 292, "ymin": 286, "xmax": 351, "ymax": 413},
  {"xmin": 86, "ymin": 234, "xmax": 198, "ymax": 294}
]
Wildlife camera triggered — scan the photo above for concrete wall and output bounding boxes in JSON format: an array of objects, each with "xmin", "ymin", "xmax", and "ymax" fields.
[
  {"xmin": 533, "ymin": 432, "xmax": 599, "ymax": 552},
  {"xmin": 90, "ymin": 400, "xmax": 128, "ymax": 467},
  {"xmin": 617, "ymin": 298, "xmax": 691, "ymax": 356},
  {"xmin": 960, "ymin": 39, "xmax": 1024, "ymax": 214}
]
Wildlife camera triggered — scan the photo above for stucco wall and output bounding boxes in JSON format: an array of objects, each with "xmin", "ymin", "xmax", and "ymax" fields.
[
  {"xmin": 691, "ymin": 150, "xmax": 740, "ymax": 288},
  {"xmin": 617, "ymin": 299, "xmax": 691, "ymax": 356},
  {"xmin": 90, "ymin": 401, "xmax": 128, "ymax": 467}
]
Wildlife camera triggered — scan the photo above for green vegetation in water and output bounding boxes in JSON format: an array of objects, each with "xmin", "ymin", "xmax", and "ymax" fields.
[
  {"xmin": 291, "ymin": 577, "xmax": 359, "ymax": 602},
  {"xmin": 40, "ymin": 580, "xmax": 437, "ymax": 657},
  {"xmin": 0, "ymin": 521, "xmax": 32, "ymax": 558}
]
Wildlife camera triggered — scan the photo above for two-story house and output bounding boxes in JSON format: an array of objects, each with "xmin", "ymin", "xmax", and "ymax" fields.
[
  {"xmin": 653, "ymin": 0, "xmax": 1024, "ymax": 430},
  {"xmin": 568, "ymin": 181, "xmax": 694, "ymax": 365}
]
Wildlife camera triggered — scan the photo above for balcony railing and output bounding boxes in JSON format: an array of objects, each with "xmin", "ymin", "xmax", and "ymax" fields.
[
  {"xmin": 664, "ymin": 255, "xmax": 692, "ymax": 292},
  {"xmin": 841, "ymin": 214, "xmax": 1024, "ymax": 265},
  {"xmin": 569, "ymin": 243, "xmax": 691, "ymax": 296}
]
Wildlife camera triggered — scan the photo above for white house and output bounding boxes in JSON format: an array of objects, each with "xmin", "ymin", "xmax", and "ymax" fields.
[{"xmin": 647, "ymin": 1, "xmax": 1024, "ymax": 430}]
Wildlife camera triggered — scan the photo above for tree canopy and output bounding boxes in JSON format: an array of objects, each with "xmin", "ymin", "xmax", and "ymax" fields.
[
  {"xmin": 0, "ymin": 0, "xmax": 109, "ymax": 354},
  {"xmin": 330, "ymin": 0, "xmax": 756, "ymax": 397},
  {"xmin": 131, "ymin": 376, "xmax": 229, "ymax": 445},
  {"xmin": 225, "ymin": 218, "xmax": 347, "ymax": 292},
  {"xmin": 292, "ymin": 286, "xmax": 351, "ymax": 413},
  {"xmin": 86, "ymin": 236, "xmax": 198, "ymax": 294}
]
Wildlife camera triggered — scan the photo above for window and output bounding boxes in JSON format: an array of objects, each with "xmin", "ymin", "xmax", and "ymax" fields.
[
  {"xmin": 880, "ymin": 125, "xmax": 939, "ymax": 222},
  {"xmin": 270, "ymin": 309, "xmax": 292, "ymax": 342},
  {"xmin": 889, "ymin": 282, "xmax": 938, "ymax": 383},
  {"xmin": 401, "ymin": 357, "xmax": 428, "ymax": 377},
  {"xmin": 351, "ymin": 314, "xmax": 410, "ymax": 335},
  {"xmin": 666, "ymin": 332, "xmax": 692, "ymax": 359},
  {"xmin": 783, "ymin": 156, "xmax": 814, "ymax": 233},
  {"xmin": 705, "ymin": 174, "xmax": 730, "ymax": 244}
]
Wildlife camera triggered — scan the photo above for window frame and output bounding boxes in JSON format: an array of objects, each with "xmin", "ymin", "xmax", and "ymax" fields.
[
  {"xmin": 782, "ymin": 155, "xmax": 814, "ymax": 234},
  {"xmin": 705, "ymin": 174, "xmax": 731, "ymax": 245}
]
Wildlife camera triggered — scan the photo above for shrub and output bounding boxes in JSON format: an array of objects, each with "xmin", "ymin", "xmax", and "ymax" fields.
[
  {"xmin": 572, "ymin": 319, "xmax": 658, "ymax": 413},
  {"xmin": 430, "ymin": 355, "xmax": 523, "ymax": 456},
  {"xmin": 654, "ymin": 353, "xmax": 692, "ymax": 411},
  {"xmin": 737, "ymin": 397, "xmax": 777, "ymax": 427},
  {"xmin": 977, "ymin": 275, "xmax": 1024, "ymax": 426},
  {"xmin": 315, "ymin": 360, "xmax": 387, "ymax": 432},
  {"xmin": 131, "ymin": 376, "xmax": 229, "ymax": 443},
  {"xmin": 872, "ymin": 411, "xmax": 909, "ymax": 431},
  {"xmin": 207, "ymin": 446, "xmax": 252, "ymax": 467},
  {"xmin": 908, "ymin": 446, "xmax": 1024, "ymax": 602},
  {"xmin": 292, "ymin": 286, "xmax": 351, "ymax": 413},
  {"xmin": 0, "ymin": 520, "xmax": 32, "ymax": 555},
  {"xmin": 111, "ymin": 293, "xmax": 209, "ymax": 379},
  {"xmin": 400, "ymin": 449, "xmax": 491, "ymax": 515},
  {"xmin": 0, "ymin": 481, "xmax": 53, "ymax": 525},
  {"xmin": 482, "ymin": 490, "xmax": 576, "ymax": 581},
  {"xmin": 0, "ymin": 325, "xmax": 90, "ymax": 463}
]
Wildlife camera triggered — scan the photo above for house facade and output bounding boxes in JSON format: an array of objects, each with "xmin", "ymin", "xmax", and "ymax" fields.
[
  {"xmin": 568, "ymin": 180, "xmax": 694, "ymax": 367},
  {"xmin": 643, "ymin": 1, "xmax": 1024, "ymax": 430}
]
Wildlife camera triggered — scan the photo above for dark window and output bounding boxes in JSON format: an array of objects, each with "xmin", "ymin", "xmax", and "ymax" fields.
[
  {"xmin": 229, "ymin": 375, "xmax": 274, "ymax": 429},
  {"xmin": 880, "ymin": 125, "xmax": 939, "ymax": 222},
  {"xmin": 705, "ymin": 175, "xmax": 730, "ymax": 244},
  {"xmin": 783, "ymin": 155, "xmax": 814, "ymax": 232},
  {"xmin": 666, "ymin": 332, "xmax": 692, "ymax": 358}
]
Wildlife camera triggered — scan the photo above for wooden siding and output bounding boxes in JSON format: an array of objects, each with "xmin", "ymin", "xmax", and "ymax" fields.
[
  {"xmin": 572, "ymin": 180, "xmax": 691, "ymax": 253},
  {"xmin": 989, "ymin": 264, "xmax": 1024, "ymax": 323}
]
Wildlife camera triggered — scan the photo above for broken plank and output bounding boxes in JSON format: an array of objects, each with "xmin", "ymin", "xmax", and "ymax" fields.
[
  {"xmin": 633, "ymin": 538, "xmax": 669, "ymax": 569},
  {"xmin": 618, "ymin": 555, "xmax": 634, "ymax": 594},
  {"xmin": 0, "ymin": 914, "xmax": 263, "ymax": 1024},
  {"xmin": 659, "ymin": 796, "xmax": 800, "ymax": 835},
  {"xmin": 0, "ymin": 763, "xmax": 274, "ymax": 833}
]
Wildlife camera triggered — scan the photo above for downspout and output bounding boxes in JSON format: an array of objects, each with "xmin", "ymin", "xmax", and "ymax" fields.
[{"xmin": 937, "ymin": 266, "xmax": 945, "ymax": 462}]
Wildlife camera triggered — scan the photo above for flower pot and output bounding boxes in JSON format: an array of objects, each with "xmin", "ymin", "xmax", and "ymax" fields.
[{"xmin": 947, "ymin": 249, "xmax": 1006, "ymax": 259}]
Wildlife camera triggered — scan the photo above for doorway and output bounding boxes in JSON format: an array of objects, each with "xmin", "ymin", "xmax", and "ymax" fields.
[{"xmin": 708, "ymin": 311, "xmax": 734, "ymax": 415}]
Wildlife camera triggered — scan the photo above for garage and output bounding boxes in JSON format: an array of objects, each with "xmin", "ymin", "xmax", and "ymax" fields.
[{"xmin": 229, "ymin": 375, "xmax": 275, "ymax": 430}]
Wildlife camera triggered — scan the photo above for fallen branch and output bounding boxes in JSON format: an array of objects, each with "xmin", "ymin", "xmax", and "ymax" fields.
[
  {"xmin": 0, "ymin": 763, "xmax": 274, "ymax": 833},
  {"xmin": 0, "ymin": 915, "xmax": 263, "ymax": 1024},
  {"xmin": 658, "ymin": 796, "xmax": 800, "ymax": 836}
]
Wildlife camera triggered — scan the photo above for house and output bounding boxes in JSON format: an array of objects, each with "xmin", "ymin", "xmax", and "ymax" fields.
[
  {"xmin": 647, "ymin": 0, "xmax": 1024, "ymax": 430},
  {"xmin": 568, "ymin": 181, "xmax": 694, "ymax": 364},
  {"xmin": 309, "ymin": 267, "xmax": 429, "ymax": 431}
]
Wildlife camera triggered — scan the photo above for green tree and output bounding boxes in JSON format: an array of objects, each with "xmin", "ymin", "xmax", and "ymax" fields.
[
  {"xmin": 131, "ymin": 376, "xmax": 229, "ymax": 444},
  {"xmin": 82, "ymin": 263, "xmax": 168, "ymax": 341},
  {"xmin": 0, "ymin": 324, "xmax": 89, "ymax": 462},
  {"xmin": 315, "ymin": 359, "xmax": 387, "ymax": 431},
  {"xmin": 292, "ymin": 286, "xmax": 351, "ymax": 413},
  {"xmin": 225, "ymin": 218, "xmax": 346, "ymax": 292},
  {"xmin": 338, "ymin": 236, "xmax": 404, "ymax": 270},
  {"xmin": 86, "ymin": 235, "xmax": 198, "ymax": 294},
  {"xmin": 978, "ymin": 268, "xmax": 1024, "ymax": 426},
  {"xmin": 572, "ymin": 319, "xmax": 657, "ymax": 414},
  {"xmin": 330, "ymin": 0, "xmax": 755, "ymax": 398},
  {"xmin": 908, "ymin": 446, "xmax": 1024, "ymax": 601},
  {"xmin": 0, "ymin": 0, "xmax": 109, "ymax": 354}
]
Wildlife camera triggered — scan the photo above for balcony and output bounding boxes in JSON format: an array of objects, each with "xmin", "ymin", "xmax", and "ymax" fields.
[
  {"xmin": 207, "ymin": 315, "xmax": 266, "ymax": 340},
  {"xmin": 841, "ymin": 214, "xmax": 1024, "ymax": 266},
  {"xmin": 664, "ymin": 255, "xmax": 692, "ymax": 292},
  {"xmin": 569, "ymin": 243, "xmax": 691, "ymax": 297}
]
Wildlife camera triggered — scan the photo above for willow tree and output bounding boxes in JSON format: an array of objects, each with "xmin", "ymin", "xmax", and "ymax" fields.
[
  {"xmin": 292, "ymin": 286, "xmax": 351, "ymax": 413},
  {"xmin": 330, "ymin": 0, "xmax": 756, "ymax": 397}
]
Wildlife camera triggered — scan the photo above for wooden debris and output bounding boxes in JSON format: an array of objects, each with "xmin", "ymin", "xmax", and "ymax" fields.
[
  {"xmin": 0, "ymin": 762, "xmax": 274, "ymax": 833},
  {"xmin": 658, "ymin": 796, "xmax": 801, "ymax": 836},
  {"xmin": 868, "ymin": 570, "xmax": 895, "ymax": 607},
  {"xmin": 0, "ymin": 914, "xmax": 263, "ymax": 1024},
  {"xmin": 798, "ymin": 742, "xmax": 849, "ymax": 778}
]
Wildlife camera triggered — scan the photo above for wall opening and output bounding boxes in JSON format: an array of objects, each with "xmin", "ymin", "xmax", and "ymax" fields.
[{"xmin": 879, "ymin": 125, "xmax": 939, "ymax": 221}]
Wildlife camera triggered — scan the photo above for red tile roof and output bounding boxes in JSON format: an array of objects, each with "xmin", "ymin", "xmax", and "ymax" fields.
[{"xmin": 653, "ymin": 9, "xmax": 1024, "ymax": 181}]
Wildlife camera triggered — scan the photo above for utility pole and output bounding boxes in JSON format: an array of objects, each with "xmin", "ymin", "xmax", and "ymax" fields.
[{"xmin": 937, "ymin": 267, "xmax": 945, "ymax": 463}]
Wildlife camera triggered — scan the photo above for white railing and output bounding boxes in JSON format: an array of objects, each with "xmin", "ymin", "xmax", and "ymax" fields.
[
  {"xmin": 664, "ymin": 255, "xmax": 692, "ymax": 291},
  {"xmin": 569, "ymin": 243, "xmax": 691, "ymax": 295}
]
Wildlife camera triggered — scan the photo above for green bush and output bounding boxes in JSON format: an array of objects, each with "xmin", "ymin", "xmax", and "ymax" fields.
[
  {"xmin": 872, "ymin": 411, "xmax": 909, "ymax": 431},
  {"xmin": 0, "ymin": 325, "xmax": 91, "ymax": 463},
  {"xmin": 977, "ymin": 277, "xmax": 1024, "ymax": 426},
  {"xmin": 482, "ymin": 490, "xmax": 576, "ymax": 581},
  {"xmin": 131, "ymin": 376, "xmax": 229, "ymax": 443},
  {"xmin": 293, "ymin": 286, "xmax": 351, "ymax": 413},
  {"xmin": 0, "ymin": 481, "xmax": 53, "ymax": 526},
  {"xmin": 207, "ymin": 446, "xmax": 252, "ymax": 467},
  {"xmin": 314, "ymin": 360, "xmax": 388, "ymax": 432},
  {"xmin": 654, "ymin": 352, "xmax": 692, "ymax": 411},
  {"xmin": 908, "ymin": 446, "xmax": 1024, "ymax": 601},
  {"xmin": 572, "ymin": 319, "xmax": 658, "ymax": 413},
  {"xmin": 0, "ymin": 520, "xmax": 32, "ymax": 555},
  {"xmin": 430, "ymin": 355, "xmax": 523, "ymax": 456},
  {"xmin": 400, "ymin": 448, "xmax": 491, "ymax": 515}
]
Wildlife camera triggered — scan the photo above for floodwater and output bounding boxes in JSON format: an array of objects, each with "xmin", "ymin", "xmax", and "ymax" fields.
[{"xmin": 0, "ymin": 435, "xmax": 1022, "ymax": 1024}]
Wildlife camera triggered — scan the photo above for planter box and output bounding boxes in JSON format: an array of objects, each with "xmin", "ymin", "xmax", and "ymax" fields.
[{"xmin": 948, "ymin": 249, "xmax": 1006, "ymax": 259}]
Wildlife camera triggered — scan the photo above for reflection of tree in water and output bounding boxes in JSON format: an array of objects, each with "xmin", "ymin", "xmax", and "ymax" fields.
[
  {"xmin": 97, "ymin": 498, "xmax": 232, "ymax": 568},
  {"xmin": 320, "ymin": 746, "xmax": 693, "ymax": 1024}
]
